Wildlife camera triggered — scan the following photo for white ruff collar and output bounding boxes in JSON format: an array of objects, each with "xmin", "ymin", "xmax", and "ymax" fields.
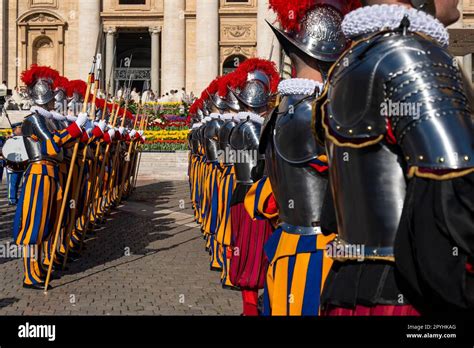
[
  {"xmin": 210, "ymin": 113, "xmax": 221, "ymax": 120},
  {"xmin": 202, "ymin": 116, "xmax": 212, "ymax": 123},
  {"xmin": 222, "ymin": 113, "xmax": 236, "ymax": 121},
  {"xmin": 31, "ymin": 106, "xmax": 52, "ymax": 119},
  {"xmin": 192, "ymin": 123, "xmax": 202, "ymax": 129},
  {"xmin": 278, "ymin": 79, "xmax": 324, "ymax": 97},
  {"xmin": 342, "ymin": 5, "xmax": 449, "ymax": 47},
  {"xmin": 237, "ymin": 112, "xmax": 264, "ymax": 125}
]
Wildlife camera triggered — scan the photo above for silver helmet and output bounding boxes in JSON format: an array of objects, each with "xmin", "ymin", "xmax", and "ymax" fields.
[
  {"xmin": 225, "ymin": 89, "xmax": 241, "ymax": 112},
  {"xmin": 202, "ymin": 98, "xmax": 212, "ymax": 116},
  {"xmin": 229, "ymin": 70, "xmax": 272, "ymax": 109},
  {"xmin": 268, "ymin": 4, "xmax": 347, "ymax": 63},
  {"xmin": 67, "ymin": 93, "xmax": 83, "ymax": 116},
  {"xmin": 28, "ymin": 78, "xmax": 55, "ymax": 106},
  {"xmin": 206, "ymin": 90, "xmax": 229, "ymax": 113}
]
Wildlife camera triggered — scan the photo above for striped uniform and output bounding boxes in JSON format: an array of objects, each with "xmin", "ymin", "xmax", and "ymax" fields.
[
  {"xmin": 215, "ymin": 165, "xmax": 236, "ymax": 288},
  {"xmin": 245, "ymin": 177, "xmax": 335, "ymax": 316},
  {"xmin": 13, "ymin": 122, "xmax": 81, "ymax": 285}
]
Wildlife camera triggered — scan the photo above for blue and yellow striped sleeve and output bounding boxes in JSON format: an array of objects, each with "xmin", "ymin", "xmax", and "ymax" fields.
[{"xmin": 244, "ymin": 176, "xmax": 278, "ymax": 221}]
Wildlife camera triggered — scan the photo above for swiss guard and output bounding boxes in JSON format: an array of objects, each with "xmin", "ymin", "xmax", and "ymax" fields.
[
  {"xmin": 12, "ymin": 65, "xmax": 87, "ymax": 290},
  {"xmin": 318, "ymin": 0, "xmax": 474, "ymax": 315},
  {"xmin": 226, "ymin": 58, "xmax": 280, "ymax": 316},
  {"xmin": 252, "ymin": 0, "xmax": 360, "ymax": 316}
]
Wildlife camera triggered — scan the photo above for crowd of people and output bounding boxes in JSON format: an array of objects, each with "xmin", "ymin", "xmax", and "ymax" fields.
[
  {"xmin": 187, "ymin": 0, "xmax": 474, "ymax": 316},
  {"xmin": 0, "ymin": 64, "xmax": 146, "ymax": 291}
]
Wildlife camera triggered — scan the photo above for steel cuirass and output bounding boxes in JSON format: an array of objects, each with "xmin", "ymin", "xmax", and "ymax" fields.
[
  {"xmin": 218, "ymin": 119, "xmax": 237, "ymax": 165},
  {"xmin": 229, "ymin": 120, "xmax": 261, "ymax": 184},
  {"xmin": 204, "ymin": 118, "xmax": 224, "ymax": 162},
  {"xmin": 190, "ymin": 128, "xmax": 201, "ymax": 155},
  {"xmin": 262, "ymin": 94, "xmax": 328, "ymax": 230},
  {"xmin": 321, "ymin": 28, "xmax": 474, "ymax": 260},
  {"xmin": 22, "ymin": 113, "xmax": 64, "ymax": 164}
]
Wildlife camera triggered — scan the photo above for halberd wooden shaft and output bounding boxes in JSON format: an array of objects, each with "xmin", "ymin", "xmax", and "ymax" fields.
[{"xmin": 61, "ymin": 77, "xmax": 101, "ymax": 267}]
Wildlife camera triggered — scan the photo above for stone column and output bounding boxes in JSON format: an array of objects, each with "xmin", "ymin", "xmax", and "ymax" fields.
[
  {"xmin": 161, "ymin": 0, "xmax": 185, "ymax": 94},
  {"xmin": 105, "ymin": 27, "xmax": 116, "ymax": 93},
  {"xmin": 150, "ymin": 26, "xmax": 161, "ymax": 96},
  {"xmin": 78, "ymin": 0, "xmax": 101, "ymax": 79},
  {"xmin": 257, "ymin": 0, "xmax": 281, "ymax": 71},
  {"xmin": 195, "ymin": 0, "xmax": 219, "ymax": 92}
]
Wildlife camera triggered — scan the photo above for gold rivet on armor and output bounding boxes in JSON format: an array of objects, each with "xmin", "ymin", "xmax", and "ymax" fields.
[
  {"xmin": 419, "ymin": 156, "xmax": 424, "ymax": 161},
  {"xmin": 329, "ymin": 115, "xmax": 333, "ymax": 119},
  {"xmin": 336, "ymin": 125, "xmax": 341, "ymax": 130},
  {"xmin": 348, "ymin": 129, "xmax": 353, "ymax": 134},
  {"xmin": 438, "ymin": 157, "xmax": 445, "ymax": 163},
  {"xmin": 464, "ymin": 156, "xmax": 470, "ymax": 161},
  {"xmin": 406, "ymin": 156, "xmax": 410, "ymax": 161},
  {"xmin": 367, "ymin": 126, "xmax": 372, "ymax": 131}
]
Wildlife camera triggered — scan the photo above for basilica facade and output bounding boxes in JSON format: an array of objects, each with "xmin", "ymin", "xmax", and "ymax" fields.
[{"xmin": 0, "ymin": 0, "xmax": 472, "ymax": 95}]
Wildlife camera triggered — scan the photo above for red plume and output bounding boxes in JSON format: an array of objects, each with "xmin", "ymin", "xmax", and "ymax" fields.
[
  {"xmin": 21, "ymin": 64, "xmax": 60, "ymax": 87},
  {"xmin": 67, "ymin": 80, "xmax": 87, "ymax": 98},
  {"xmin": 189, "ymin": 97, "xmax": 204, "ymax": 116},
  {"xmin": 126, "ymin": 110, "xmax": 134, "ymax": 120},
  {"xmin": 229, "ymin": 58, "xmax": 281, "ymax": 93},
  {"xmin": 217, "ymin": 73, "xmax": 235, "ymax": 98},
  {"xmin": 53, "ymin": 76, "xmax": 69, "ymax": 91},
  {"xmin": 269, "ymin": 0, "xmax": 361, "ymax": 32},
  {"xmin": 206, "ymin": 77, "xmax": 220, "ymax": 95}
]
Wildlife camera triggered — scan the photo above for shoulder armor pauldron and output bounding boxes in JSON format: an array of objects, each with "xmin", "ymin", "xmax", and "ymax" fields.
[{"xmin": 229, "ymin": 120, "xmax": 261, "ymax": 151}]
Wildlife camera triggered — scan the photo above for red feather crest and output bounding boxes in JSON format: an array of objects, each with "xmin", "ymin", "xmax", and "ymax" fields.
[
  {"xmin": 269, "ymin": 0, "xmax": 361, "ymax": 32},
  {"xmin": 54, "ymin": 76, "xmax": 69, "ymax": 91},
  {"xmin": 66, "ymin": 80, "xmax": 87, "ymax": 98},
  {"xmin": 229, "ymin": 58, "xmax": 280, "ymax": 93},
  {"xmin": 21, "ymin": 64, "xmax": 60, "ymax": 87},
  {"xmin": 217, "ymin": 73, "xmax": 235, "ymax": 98}
]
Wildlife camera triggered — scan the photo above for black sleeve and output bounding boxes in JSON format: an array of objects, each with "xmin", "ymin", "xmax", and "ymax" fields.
[{"xmin": 394, "ymin": 173, "xmax": 474, "ymax": 312}]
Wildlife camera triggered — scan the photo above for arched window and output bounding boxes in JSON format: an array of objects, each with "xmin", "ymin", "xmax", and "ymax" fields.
[
  {"xmin": 33, "ymin": 36, "xmax": 55, "ymax": 67},
  {"xmin": 222, "ymin": 54, "xmax": 247, "ymax": 75}
]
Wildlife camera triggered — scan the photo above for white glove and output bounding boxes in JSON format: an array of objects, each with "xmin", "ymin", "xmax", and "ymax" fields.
[
  {"xmin": 76, "ymin": 113, "xmax": 89, "ymax": 128},
  {"xmin": 107, "ymin": 128, "xmax": 115, "ymax": 140},
  {"xmin": 129, "ymin": 130, "xmax": 137, "ymax": 138},
  {"xmin": 118, "ymin": 127, "xmax": 125, "ymax": 135},
  {"xmin": 98, "ymin": 120, "xmax": 107, "ymax": 132},
  {"xmin": 66, "ymin": 115, "xmax": 78, "ymax": 123},
  {"xmin": 85, "ymin": 119, "xmax": 94, "ymax": 132},
  {"xmin": 138, "ymin": 130, "xmax": 144, "ymax": 136}
]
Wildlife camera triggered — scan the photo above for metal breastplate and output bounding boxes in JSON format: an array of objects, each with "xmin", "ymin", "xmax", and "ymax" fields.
[
  {"xmin": 218, "ymin": 120, "xmax": 237, "ymax": 165},
  {"xmin": 229, "ymin": 120, "xmax": 261, "ymax": 184},
  {"xmin": 204, "ymin": 119, "xmax": 223, "ymax": 162},
  {"xmin": 326, "ymin": 140, "xmax": 406, "ymax": 259},
  {"xmin": 191, "ymin": 129, "xmax": 200, "ymax": 155},
  {"xmin": 22, "ymin": 113, "xmax": 64, "ymax": 164},
  {"xmin": 274, "ymin": 95, "xmax": 320, "ymax": 164},
  {"xmin": 321, "ymin": 30, "xmax": 474, "ymax": 260},
  {"xmin": 265, "ymin": 97, "xmax": 328, "ymax": 228}
]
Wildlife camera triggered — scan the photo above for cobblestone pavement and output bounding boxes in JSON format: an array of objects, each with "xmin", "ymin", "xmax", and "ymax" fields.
[{"xmin": 0, "ymin": 178, "xmax": 242, "ymax": 315}]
